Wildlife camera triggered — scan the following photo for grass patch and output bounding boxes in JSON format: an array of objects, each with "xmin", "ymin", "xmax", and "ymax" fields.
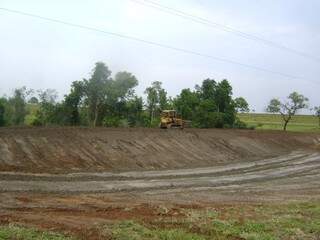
[
  {"xmin": 3, "ymin": 202, "xmax": 320, "ymax": 239},
  {"xmin": 0, "ymin": 224, "xmax": 73, "ymax": 240},
  {"xmin": 107, "ymin": 221, "xmax": 205, "ymax": 240},
  {"xmin": 108, "ymin": 202, "xmax": 320, "ymax": 240},
  {"xmin": 238, "ymin": 113, "xmax": 320, "ymax": 132}
]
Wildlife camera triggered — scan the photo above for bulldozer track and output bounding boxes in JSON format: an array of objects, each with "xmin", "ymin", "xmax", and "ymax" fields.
[{"xmin": 1, "ymin": 151, "xmax": 319, "ymax": 194}]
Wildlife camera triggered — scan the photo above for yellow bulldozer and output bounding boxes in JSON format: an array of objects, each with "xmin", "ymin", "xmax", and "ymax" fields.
[{"xmin": 159, "ymin": 110, "xmax": 184, "ymax": 129}]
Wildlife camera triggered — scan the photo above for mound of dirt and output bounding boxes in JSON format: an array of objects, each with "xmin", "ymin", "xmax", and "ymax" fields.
[{"xmin": 0, "ymin": 127, "xmax": 318, "ymax": 173}]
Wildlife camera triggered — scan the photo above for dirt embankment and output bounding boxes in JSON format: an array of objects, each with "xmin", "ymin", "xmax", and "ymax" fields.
[{"xmin": 0, "ymin": 127, "xmax": 319, "ymax": 173}]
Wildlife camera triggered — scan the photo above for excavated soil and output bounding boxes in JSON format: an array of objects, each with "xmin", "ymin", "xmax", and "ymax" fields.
[
  {"xmin": 0, "ymin": 127, "xmax": 319, "ymax": 173},
  {"xmin": 0, "ymin": 127, "xmax": 320, "ymax": 239}
]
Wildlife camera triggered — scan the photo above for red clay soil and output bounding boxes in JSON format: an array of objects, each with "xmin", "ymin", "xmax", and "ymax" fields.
[{"xmin": 0, "ymin": 127, "xmax": 319, "ymax": 173}]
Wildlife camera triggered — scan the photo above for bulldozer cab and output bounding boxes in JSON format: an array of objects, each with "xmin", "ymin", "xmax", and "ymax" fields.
[{"xmin": 161, "ymin": 110, "xmax": 177, "ymax": 118}]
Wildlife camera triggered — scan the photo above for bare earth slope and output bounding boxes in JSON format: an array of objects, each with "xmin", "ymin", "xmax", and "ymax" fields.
[
  {"xmin": 1, "ymin": 127, "xmax": 320, "ymax": 238},
  {"xmin": 0, "ymin": 127, "xmax": 319, "ymax": 173}
]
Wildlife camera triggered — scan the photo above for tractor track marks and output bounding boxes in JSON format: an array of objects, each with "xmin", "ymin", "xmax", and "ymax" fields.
[{"xmin": 1, "ymin": 151, "xmax": 320, "ymax": 194}]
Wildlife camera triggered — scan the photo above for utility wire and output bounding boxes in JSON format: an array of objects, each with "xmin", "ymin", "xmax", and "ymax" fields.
[
  {"xmin": 0, "ymin": 7, "xmax": 302, "ymax": 80},
  {"xmin": 131, "ymin": 0, "xmax": 320, "ymax": 63}
]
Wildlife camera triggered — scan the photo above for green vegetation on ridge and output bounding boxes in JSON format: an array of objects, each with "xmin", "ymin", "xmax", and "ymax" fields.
[
  {"xmin": 0, "ymin": 62, "xmax": 248, "ymax": 129},
  {"xmin": 1, "ymin": 61, "xmax": 319, "ymax": 131},
  {"xmin": 238, "ymin": 113, "xmax": 320, "ymax": 132}
]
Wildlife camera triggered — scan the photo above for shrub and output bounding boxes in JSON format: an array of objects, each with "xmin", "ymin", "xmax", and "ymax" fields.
[{"xmin": 103, "ymin": 116, "xmax": 121, "ymax": 127}]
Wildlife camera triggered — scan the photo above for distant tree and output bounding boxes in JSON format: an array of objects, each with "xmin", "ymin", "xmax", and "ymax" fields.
[
  {"xmin": 83, "ymin": 62, "xmax": 112, "ymax": 127},
  {"xmin": 314, "ymin": 106, "xmax": 320, "ymax": 128},
  {"xmin": 63, "ymin": 81, "xmax": 84, "ymax": 125},
  {"xmin": 200, "ymin": 79, "xmax": 217, "ymax": 103},
  {"xmin": 34, "ymin": 89, "xmax": 59, "ymax": 125},
  {"xmin": 126, "ymin": 96, "xmax": 143, "ymax": 126},
  {"xmin": 102, "ymin": 71, "xmax": 139, "ymax": 125},
  {"xmin": 38, "ymin": 89, "xmax": 58, "ymax": 104},
  {"xmin": 214, "ymin": 79, "xmax": 236, "ymax": 126},
  {"xmin": 158, "ymin": 88, "xmax": 168, "ymax": 111},
  {"xmin": 234, "ymin": 97, "xmax": 249, "ymax": 113},
  {"xmin": 174, "ymin": 88, "xmax": 199, "ymax": 120},
  {"xmin": 144, "ymin": 81, "xmax": 167, "ymax": 124},
  {"xmin": 0, "ymin": 98, "xmax": 6, "ymax": 126},
  {"xmin": 215, "ymin": 79, "xmax": 233, "ymax": 113},
  {"xmin": 112, "ymin": 71, "xmax": 138, "ymax": 101},
  {"xmin": 266, "ymin": 92, "xmax": 309, "ymax": 131},
  {"xmin": 9, "ymin": 87, "xmax": 28, "ymax": 125},
  {"xmin": 28, "ymin": 96, "xmax": 39, "ymax": 104}
]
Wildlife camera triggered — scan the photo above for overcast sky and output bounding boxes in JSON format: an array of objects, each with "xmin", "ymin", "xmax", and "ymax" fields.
[{"xmin": 0, "ymin": 0, "xmax": 319, "ymax": 112}]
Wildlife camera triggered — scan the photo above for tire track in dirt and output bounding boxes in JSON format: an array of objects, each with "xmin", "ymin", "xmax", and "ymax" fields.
[
  {"xmin": 0, "ymin": 151, "xmax": 312, "ymax": 181},
  {"xmin": 1, "ymin": 151, "xmax": 319, "ymax": 193}
]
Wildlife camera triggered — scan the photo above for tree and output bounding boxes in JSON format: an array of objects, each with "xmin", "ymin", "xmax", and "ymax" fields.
[
  {"xmin": 314, "ymin": 106, "xmax": 320, "ymax": 128},
  {"xmin": 112, "ymin": 71, "xmax": 138, "ymax": 101},
  {"xmin": 144, "ymin": 81, "xmax": 167, "ymax": 124},
  {"xmin": 267, "ymin": 92, "xmax": 309, "ymax": 131},
  {"xmin": 0, "ymin": 98, "xmax": 6, "ymax": 126},
  {"xmin": 34, "ymin": 89, "xmax": 59, "ymax": 126},
  {"xmin": 174, "ymin": 88, "xmax": 199, "ymax": 120},
  {"xmin": 200, "ymin": 79, "xmax": 217, "ymax": 102},
  {"xmin": 62, "ymin": 81, "xmax": 84, "ymax": 125},
  {"xmin": 101, "ymin": 71, "xmax": 139, "ymax": 126},
  {"xmin": 213, "ymin": 79, "xmax": 235, "ymax": 126},
  {"xmin": 234, "ymin": 97, "xmax": 249, "ymax": 113},
  {"xmin": 28, "ymin": 96, "xmax": 39, "ymax": 104},
  {"xmin": 215, "ymin": 79, "xmax": 233, "ymax": 113},
  {"xmin": 83, "ymin": 62, "xmax": 112, "ymax": 127},
  {"xmin": 9, "ymin": 87, "xmax": 28, "ymax": 125},
  {"xmin": 158, "ymin": 88, "xmax": 168, "ymax": 111},
  {"xmin": 126, "ymin": 96, "xmax": 144, "ymax": 126}
]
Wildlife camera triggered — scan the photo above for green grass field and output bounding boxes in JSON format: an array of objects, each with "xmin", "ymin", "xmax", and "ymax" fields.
[
  {"xmin": 0, "ymin": 225, "xmax": 74, "ymax": 240},
  {"xmin": 2, "ymin": 201, "xmax": 320, "ymax": 240},
  {"xmin": 108, "ymin": 202, "xmax": 320, "ymax": 240},
  {"xmin": 238, "ymin": 113, "xmax": 320, "ymax": 133}
]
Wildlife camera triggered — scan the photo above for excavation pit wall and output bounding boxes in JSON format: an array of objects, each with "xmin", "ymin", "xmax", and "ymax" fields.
[{"xmin": 0, "ymin": 127, "xmax": 319, "ymax": 174}]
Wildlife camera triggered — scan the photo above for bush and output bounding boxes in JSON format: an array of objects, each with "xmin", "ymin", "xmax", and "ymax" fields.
[
  {"xmin": 257, "ymin": 122, "xmax": 264, "ymax": 128},
  {"xmin": 150, "ymin": 117, "xmax": 160, "ymax": 128},
  {"xmin": 103, "ymin": 116, "xmax": 121, "ymax": 127},
  {"xmin": 233, "ymin": 118, "xmax": 255, "ymax": 130},
  {"xmin": 194, "ymin": 112, "xmax": 225, "ymax": 128},
  {"xmin": 30, "ymin": 115, "xmax": 43, "ymax": 126},
  {"xmin": 119, "ymin": 119, "xmax": 129, "ymax": 128}
]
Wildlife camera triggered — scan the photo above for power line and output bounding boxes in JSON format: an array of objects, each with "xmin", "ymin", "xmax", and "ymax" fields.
[
  {"xmin": 130, "ymin": 0, "xmax": 320, "ymax": 63},
  {"xmin": 0, "ymin": 7, "xmax": 305, "ymax": 80}
]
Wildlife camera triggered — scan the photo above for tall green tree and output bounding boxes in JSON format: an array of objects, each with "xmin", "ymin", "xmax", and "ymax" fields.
[
  {"xmin": 200, "ymin": 79, "xmax": 217, "ymax": 102},
  {"xmin": 34, "ymin": 89, "xmax": 59, "ymax": 126},
  {"xmin": 174, "ymin": 88, "xmax": 199, "ymax": 120},
  {"xmin": 126, "ymin": 96, "xmax": 144, "ymax": 126},
  {"xmin": 112, "ymin": 72, "xmax": 138, "ymax": 101},
  {"xmin": 144, "ymin": 81, "xmax": 167, "ymax": 124},
  {"xmin": 9, "ymin": 87, "xmax": 28, "ymax": 125},
  {"xmin": 83, "ymin": 62, "xmax": 112, "ymax": 127},
  {"xmin": 0, "ymin": 98, "xmax": 6, "ymax": 126},
  {"xmin": 62, "ymin": 81, "xmax": 84, "ymax": 125},
  {"xmin": 215, "ymin": 79, "xmax": 233, "ymax": 113},
  {"xmin": 267, "ymin": 92, "xmax": 309, "ymax": 131},
  {"xmin": 234, "ymin": 97, "xmax": 249, "ymax": 113}
]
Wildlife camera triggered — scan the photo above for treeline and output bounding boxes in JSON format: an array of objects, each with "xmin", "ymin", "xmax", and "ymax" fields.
[{"xmin": 0, "ymin": 62, "xmax": 250, "ymax": 128}]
